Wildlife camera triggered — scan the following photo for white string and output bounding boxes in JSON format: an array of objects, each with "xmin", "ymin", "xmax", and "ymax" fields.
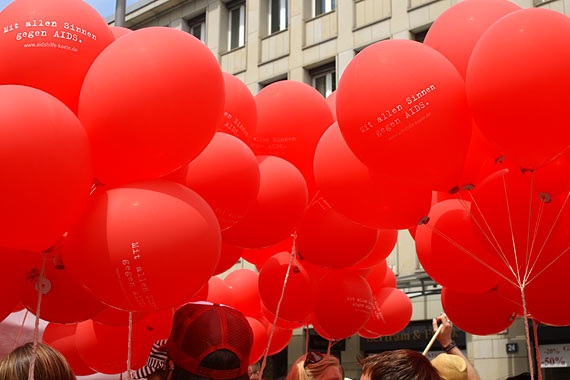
[
  {"xmin": 502, "ymin": 173, "xmax": 522, "ymax": 285},
  {"xmin": 127, "ymin": 312, "xmax": 133, "ymax": 380},
  {"xmin": 520, "ymin": 286, "xmax": 535, "ymax": 380},
  {"xmin": 524, "ymin": 172, "xmax": 534, "ymax": 285}
]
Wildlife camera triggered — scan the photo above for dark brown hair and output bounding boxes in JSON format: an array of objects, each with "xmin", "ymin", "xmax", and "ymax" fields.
[
  {"xmin": 0, "ymin": 343, "xmax": 76, "ymax": 380},
  {"xmin": 360, "ymin": 350, "xmax": 440, "ymax": 380}
]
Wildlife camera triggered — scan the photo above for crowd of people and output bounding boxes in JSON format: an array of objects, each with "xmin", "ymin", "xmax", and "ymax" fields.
[{"xmin": 0, "ymin": 303, "xmax": 528, "ymax": 380}]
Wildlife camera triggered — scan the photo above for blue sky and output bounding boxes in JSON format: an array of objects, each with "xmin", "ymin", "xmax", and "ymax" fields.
[{"xmin": 0, "ymin": 0, "xmax": 139, "ymax": 19}]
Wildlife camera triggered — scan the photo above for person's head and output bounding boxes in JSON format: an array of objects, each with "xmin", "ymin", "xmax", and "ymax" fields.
[
  {"xmin": 166, "ymin": 302, "xmax": 254, "ymax": 380},
  {"xmin": 286, "ymin": 352, "xmax": 344, "ymax": 380},
  {"xmin": 0, "ymin": 342, "xmax": 76, "ymax": 380},
  {"xmin": 359, "ymin": 350, "xmax": 440, "ymax": 380}
]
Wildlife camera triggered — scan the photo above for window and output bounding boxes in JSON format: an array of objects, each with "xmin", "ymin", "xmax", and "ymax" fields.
[
  {"xmin": 186, "ymin": 14, "xmax": 206, "ymax": 43},
  {"xmin": 269, "ymin": 0, "xmax": 288, "ymax": 34},
  {"xmin": 313, "ymin": 0, "xmax": 334, "ymax": 17},
  {"xmin": 259, "ymin": 74, "xmax": 287, "ymax": 91},
  {"xmin": 228, "ymin": 2, "xmax": 246, "ymax": 50},
  {"xmin": 310, "ymin": 62, "xmax": 335, "ymax": 98},
  {"xmin": 412, "ymin": 27, "xmax": 430, "ymax": 43}
]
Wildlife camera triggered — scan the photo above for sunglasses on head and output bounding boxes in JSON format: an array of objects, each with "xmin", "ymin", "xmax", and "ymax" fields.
[{"xmin": 304, "ymin": 351, "xmax": 325, "ymax": 367}]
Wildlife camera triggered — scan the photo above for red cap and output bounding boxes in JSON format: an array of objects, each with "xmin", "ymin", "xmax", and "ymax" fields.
[{"xmin": 167, "ymin": 302, "xmax": 254, "ymax": 379}]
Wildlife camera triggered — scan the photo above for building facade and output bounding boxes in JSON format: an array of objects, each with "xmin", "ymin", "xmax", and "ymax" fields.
[{"xmin": 112, "ymin": 1, "xmax": 570, "ymax": 379}]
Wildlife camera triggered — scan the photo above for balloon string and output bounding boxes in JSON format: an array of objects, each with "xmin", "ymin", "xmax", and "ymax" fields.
[
  {"xmin": 525, "ymin": 192, "xmax": 570, "ymax": 284},
  {"xmin": 28, "ymin": 252, "xmax": 48, "ymax": 380},
  {"xmin": 326, "ymin": 340, "xmax": 331, "ymax": 356},
  {"xmin": 457, "ymin": 192, "xmax": 515, "ymax": 278},
  {"xmin": 526, "ymin": 244, "xmax": 570, "ymax": 286},
  {"xmin": 526, "ymin": 201, "xmax": 545, "ymax": 282},
  {"xmin": 127, "ymin": 312, "xmax": 133, "ymax": 380},
  {"xmin": 12, "ymin": 309, "xmax": 29, "ymax": 350},
  {"xmin": 258, "ymin": 233, "xmax": 297, "ymax": 380},
  {"xmin": 305, "ymin": 324, "xmax": 309, "ymax": 355},
  {"xmin": 523, "ymin": 172, "xmax": 535, "ymax": 285},
  {"xmin": 502, "ymin": 173, "xmax": 522, "ymax": 284},
  {"xmin": 532, "ymin": 319, "xmax": 542, "ymax": 380},
  {"xmin": 521, "ymin": 287, "xmax": 535, "ymax": 380},
  {"xmin": 426, "ymin": 224, "xmax": 519, "ymax": 288}
]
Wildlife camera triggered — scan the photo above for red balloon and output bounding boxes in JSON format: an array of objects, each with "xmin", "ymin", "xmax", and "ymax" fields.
[
  {"xmin": 528, "ymin": 150, "xmax": 570, "ymax": 197},
  {"xmin": 297, "ymin": 196, "xmax": 379, "ymax": 268},
  {"xmin": 207, "ymin": 276, "xmax": 234, "ymax": 306},
  {"xmin": 362, "ymin": 261, "xmax": 388, "ymax": 294},
  {"xmin": 43, "ymin": 323, "xmax": 95, "ymax": 376},
  {"xmin": 313, "ymin": 271, "xmax": 373, "ymax": 340},
  {"xmin": 326, "ymin": 91, "xmax": 337, "ymax": 122},
  {"xmin": 442, "ymin": 287, "xmax": 516, "ymax": 335},
  {"xmin": 358, "ymin": 327, "xmax": 380, "ymax": 339},
  {"xmin": 246, "ymin": 317, "xmax": 269, "ymax": 365},
  {"xmin": 185, "ymin": 282, "xmax": 210, "ymax": 303},
  {"xmin": 0, "ymin": 0, "xmax": 114, "ymax": 112},
  {"xmin": 219, "ymin": 73, "xmax": 257, "ymax": 144},
  {"xmin": 352, "ymin": 230, "xmax": 398, "ymax": 269},
  {"xmin": 0, "ymin": 249, "xmax": 28, "ymax": 323},
  {"xmin": 0, "ymin": 86, "xmax": 92, "ymax": 252},
  {"xmin": 225, "ymin": 269, "xmax": 262, "ymax": 319},
  {"xmin": 212, "ymin": 243, "xmax": 244, "ymax": 275},
  {"xmin": 168, "ymin": 133, "xmax": 260, "ymax": 230},
  {"xmin": 314, "ymin": 123, "xmax": 432, "ymax": 229},
  {"xmin": 364, "ymin": 288, "xmax": 412, "ymax": 336},
  {"xmin": 252, "ymin": 81, "xmax": 334, "ymax": 183},
  {"xmin": 110, "ymin": 26, "xmax": 131, "ymax": 39},
  {"xmin": 242, "ymin": 235, "xmax": 295, "ymax": 267},
  {"xmin": 466, "ymin": 8, "xmax": 570, "ymax": 169},
  {"xmin": 424, "ymin": 0, "xmax": 520, "ymax": 80},
  {"xmin": 79, "ymin": 27, "xmax": 224, "ymax": 185},
  {"xmin": 266, "ymin": 324, "xmax": 293, "ymax": 355},
  {"xmin": 64, "ymin": 180, "xmax": 221, "ymax": 312},
  {"xmin": 310, "ymin": 314, "xmax": 334, "ymax": 341},
  {"xmin": 223, "ymin": 156, "xmax": 308, "ymax": 249},
  {"xmin": 471, "ymin": 170, "xmax": 568, "ymax": 284},
  {"xmin": 337, "ymin": 39, "xmax": 471, "ymax": 191},
  {"xmin": 92, "ymin": 307, "xmax": 148, "ymax": 327},
  {"xmin": 416, "ymin": 199, "xmax": 499, "ymax": 294},
  {"xmin": 259, "ymin": 252, "xmax": 313, "ymax": 323},
  {"xmin": 22, "ymin": 258, "xmax": 105, "ymax": 323},
  {"xmin": 460, "ymin": 123, "xmax": 504, "ymax": 187}
]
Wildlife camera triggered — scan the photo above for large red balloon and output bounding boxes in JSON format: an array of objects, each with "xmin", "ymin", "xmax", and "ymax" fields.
[
  {"xmin": 261, "ymin": 304, "xmax": 305, "ymax": 330},
  {"xmin": 168, "ymin": 132, "xmax": 260, "ymax": 230},
  {"xmin": 363, "ymin": 288, "xmax": 412, "ymax": 336},
  {"xmin": 213, "ymin": 243, "xmax": 244, "ymax": 275},
  {"xmin": 352, "ymin": 230, "xmax": 398, "ymax": 269},
  {"xmin": 259, "ymin": 252, "xmax": 313, "ymax": 323},
  {"xmin": 225, "ymin": 269, "xmax": 262, "ymax": 319},
  {"xmin": 223, "ymin": 156, "xmax": 308, "ymax": 249},
  {"xmin": 297, "ymin": 196, "xmax": 379, "ymax": 268},
  {"xmin": 64, "ymin": 180, "xmax": 221, "ymax": 312},
  {"xmin": 416, "ymin": 199, "xmax": 499, "ymax": 294},
  {"xmin": 43, "ymin": 323, "xmax": 95, "ymax": 376},
  {"xmin": 266, "ymin": 324, "xmax": 293, "ymax": 356},
  {"xmin": 110, "ymin": 26, "xmax": 131, "ymax": 40},
  {"xmin": 314, "ymin": 123, "xmax": 432, "ymax": 229},
  {"xmin": 0, "ymin": 85, "xmax": 92, "ymax": 252},
  {"xmin": 471, "ymin": 170, "xmax": 568, "ymax": 284},
  {"xmin": 313, "ymin": 271, "xmax": 373, "ymax": 340},
  {"xmin": 459, "ymin": 123, "xmax": 504, "ymax": 188},
  {"xmin": 22, "ymin": 258, "xmax": 105, "ymax": 323},
  {"xmin": 424, "ymin": 0, "xmax": 520, "ymax": 80},
  {"xmin": 252, "ymin": 81, "xmax": 334, "ymax": 184},
  {"xmin": 362, "ymin": 261, "xmax": 389, "ymax": 294},
  {"xmin": 466, "ymin": 8, "xmax": 570, "ymax": 169},
  {"xmin": 79, "ymin": 27, "xmax": 224, "ymax": 186},
  {"xmin": 0, "ymin": 0, "xmax": 114, "ymax": 112},
  {"xmin": 527, "ymin": 150, "xmax": 570, "ymax": 198},
  {"xmin": 442, "ymin": 287, "xmax": 516, "ymax": 335},
  {"xmin": 337, "ymin": 39, "xmax": 471, "ymax": 191},
  {"xmin": 219, "ymin": 73, "xmax": 257, "ymax": 144},
  {"xmin": 326, "ymin": 91, "xmax": 337, "ymax": 122},
  {"xmin": 246, "ymin": 317, "xmax": 269, "ymax": 365},
  {"xmin": 92, "ymin": 307, "xmax": 148, "ymax": 327}
]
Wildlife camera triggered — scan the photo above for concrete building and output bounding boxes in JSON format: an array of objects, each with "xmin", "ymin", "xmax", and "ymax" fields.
[{"xmin": 110, "ymin": 1, "xmax": 570, "ymax": 379}]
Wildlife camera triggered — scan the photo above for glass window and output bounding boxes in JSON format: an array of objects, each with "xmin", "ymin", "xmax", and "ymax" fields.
[
  {"xmin": 228, "ymin": 3, "xmax": 245, "ymax": 50},
  {"xmin": 313, "ymin": 0, "xmax": 334, "ymax": 17},
  {"xmin": 310, "ymin": 62, "xmax": 336, "ymax": 98},
  {"xmin": 187, "ymin": 15, "xmax": 206, "ymax": 43},
  {"xmin": 269, "ymin": 0, "xmax": 288, "ymax": 34}
]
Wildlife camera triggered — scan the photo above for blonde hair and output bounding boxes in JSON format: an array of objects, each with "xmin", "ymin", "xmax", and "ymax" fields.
[
  {"xmin": 0, "ymin": 343, "xmax": 76, "ymax": 380},
  {"xmin": 286, "ymin": 354, "xmax": 343, "ymax": 380}
]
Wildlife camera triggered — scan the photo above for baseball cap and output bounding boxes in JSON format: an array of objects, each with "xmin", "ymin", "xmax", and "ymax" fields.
[
  {"xmin": 430, "ymin": 354, "xmax": 468, "ymax": 380},
  {"xmin": 167, "ymin": 302, "xmax": 254, "ymax": 380}
]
